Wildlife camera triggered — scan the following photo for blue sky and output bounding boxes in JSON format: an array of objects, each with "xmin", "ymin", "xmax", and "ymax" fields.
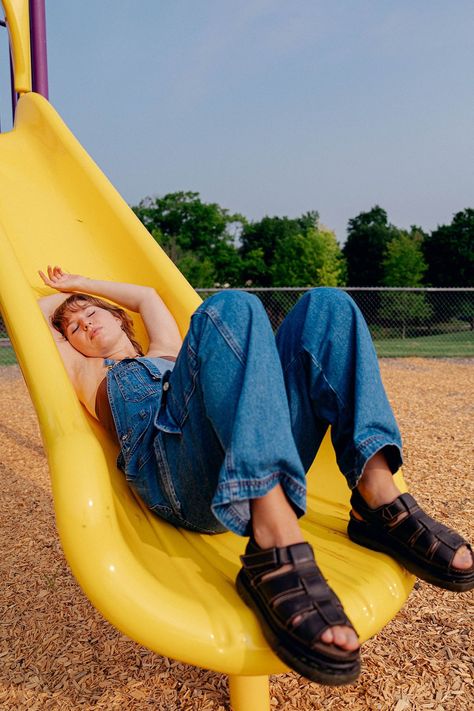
[{"xmin": 1, "ymin": 1, "xmax": 473, "ymax": 242}]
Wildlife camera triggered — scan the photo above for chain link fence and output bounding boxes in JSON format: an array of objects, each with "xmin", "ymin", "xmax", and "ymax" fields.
[
  {"xmin": 0, "ymin": 321, "xmax": 16, "ymax": 366},
  {"xmin": 1, "ymin": 288, "xmax": 473, "ymax": 365},
  {"xmin": 196, "ymin": 287, "xmax": 474, "ymax": 358}
]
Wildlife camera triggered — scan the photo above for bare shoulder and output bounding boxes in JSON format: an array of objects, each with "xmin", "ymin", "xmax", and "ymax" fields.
[
  {"xmin": 74, "ymin": 357, "xmax": 108, "ymax": 414},
  {"xmin": 38, "ymin": 302, "xmax": 105, "ymax": 412}
]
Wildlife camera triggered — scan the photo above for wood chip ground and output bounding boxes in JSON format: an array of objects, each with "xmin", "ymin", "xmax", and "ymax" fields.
[{"xmin": 0, "ymin": 359, "xmax": 472, "ymax": 710}]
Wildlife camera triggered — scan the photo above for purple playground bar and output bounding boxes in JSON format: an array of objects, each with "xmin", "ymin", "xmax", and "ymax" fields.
[
  {"xmin": 29, "ymin": 0, "xmax": 49, "ymax": 99},
  {"xmin": 9, "ymin": 46, "xmax": 17, "ymax": 117}
]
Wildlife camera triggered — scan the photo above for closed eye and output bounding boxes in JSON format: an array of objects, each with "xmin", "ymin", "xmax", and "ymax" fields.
[{"xmin": 68, "ymin": 310, "xmax": 95, "ymax": 335}]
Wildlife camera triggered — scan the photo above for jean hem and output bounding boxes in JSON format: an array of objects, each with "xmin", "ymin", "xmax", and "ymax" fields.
[
  {"xmin": 343, "ymin": 436, "xmax": 403, "ymax": 489},
  {"xmin": 211, "ymin": 470, "xmax": 307, "ymax": 536}
]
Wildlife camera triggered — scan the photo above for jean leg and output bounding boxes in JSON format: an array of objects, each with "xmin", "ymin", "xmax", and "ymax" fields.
[
  {"xmin": 276, "ymin": 288, "xmax": 403, "ymax": 488},
  {"xmin": 161, "ymin": 291, "xmax": 307, "ymax": 536}
]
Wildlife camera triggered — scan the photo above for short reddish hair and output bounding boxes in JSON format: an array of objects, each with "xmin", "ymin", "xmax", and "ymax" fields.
[{"xmin": 51, "ymin": 293, "xmax": 144, "ymax": 356}]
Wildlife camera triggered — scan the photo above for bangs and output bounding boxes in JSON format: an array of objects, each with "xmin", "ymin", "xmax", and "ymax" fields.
[
  {"xmin": 52, "ymin": 294, "xmax": 103, "ymax": 334},
  {"xmin": 50, "ymin": 293, "xmax": 144, "ymax": 356}
]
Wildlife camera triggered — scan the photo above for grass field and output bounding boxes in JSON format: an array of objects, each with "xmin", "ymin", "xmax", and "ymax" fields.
[
  {"xmin": 374, "ymin": 329, "xmax": 474, "ymax": 357},
  {"xmin": 1, "ymin": 332, "xmax": 473, "ymax": 364},
  {"xmin": 0, "ymin": 347, "xmax": 17, "ymax": 366}
]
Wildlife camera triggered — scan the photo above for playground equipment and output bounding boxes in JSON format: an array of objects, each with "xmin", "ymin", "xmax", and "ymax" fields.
[{"xmin": 0, "ymin": 3, "xmax": 414, "ymax": 708}]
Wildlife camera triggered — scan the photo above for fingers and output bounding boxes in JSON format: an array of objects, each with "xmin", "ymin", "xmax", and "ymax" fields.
[
  {"xmin": 39, "ymin": 265, "xmax": 67, "ymax": 288},
  {"xmin": 41, "ymin": 265, "xmax": 64, "ymax": 281},
  {"xmin": 47, "ymin": 265, "xmax": 63, "ymax": 280},
  {"xmin": 38, "ymin": 269, "xmax": 54, "ymax": 285}
]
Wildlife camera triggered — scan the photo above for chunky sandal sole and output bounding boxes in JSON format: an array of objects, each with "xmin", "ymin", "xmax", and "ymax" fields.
[
  {"xmin": 236, "ymin": 569, "xmax": 361, "ymax": 686},
  {"xmin": 348, "ymin": 517, "xmax": 474, "ymax": 592}
]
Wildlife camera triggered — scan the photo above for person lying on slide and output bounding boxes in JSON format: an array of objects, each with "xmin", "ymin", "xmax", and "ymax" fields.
[{"xmin": 38, "ymin": 265, "xmax": 474, "ymax": 686}]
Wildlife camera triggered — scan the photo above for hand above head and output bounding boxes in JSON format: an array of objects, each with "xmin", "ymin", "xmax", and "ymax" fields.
[{"xmin": 38, "ymin": 265, "xmax": 86, "ymax": 293}]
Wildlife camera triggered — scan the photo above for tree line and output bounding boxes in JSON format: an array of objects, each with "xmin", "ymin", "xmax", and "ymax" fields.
[{"xmin": 132, "ymin": 193, "xmax": 473, "ymax": 290}]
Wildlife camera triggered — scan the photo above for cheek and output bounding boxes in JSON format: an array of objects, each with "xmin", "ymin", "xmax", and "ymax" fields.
[
  {"xmin": 110, "ymin": 318, "xmax": 124, "ymax": 333},
  {"xmin": 68, "ymin": 332, "xmax": 82, "ymax": 346}
]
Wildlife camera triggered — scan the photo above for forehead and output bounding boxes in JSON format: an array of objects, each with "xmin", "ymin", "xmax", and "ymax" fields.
[{"xmin": 65, "ymin": 304, "xmax": 97, "ymax": 323}]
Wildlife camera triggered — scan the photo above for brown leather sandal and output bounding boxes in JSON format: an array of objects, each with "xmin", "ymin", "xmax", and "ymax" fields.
[
  {"xmin": 348, "ymin": 489, "xmax": 474, "ymax": 592},
  {"xmin": 236, "ymin": 539, "xmax": 360, "ymax": 685}
]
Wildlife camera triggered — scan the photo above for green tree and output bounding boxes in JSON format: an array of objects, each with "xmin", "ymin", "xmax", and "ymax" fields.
[
  {"xmin": 239, "ymin": 247, "xmax": 267, "ymax": 286},
  {"xmin": 423, "ymin": 208, "xmax": 474, "ymax": 287},
  {"xmin": 239, "ymin": 212, "xmax": 319, "ymax": 286},
  {"xmin": 343, "ymin": 206, "xmax": 398, "ymax": 286},
  {"xmin": 379, "ymin": 229, "xmax": 432, "ymax": 338},
  {"xmin": 317, "ymin": 227, "xmax": 348, "ymax": 286},
  {"xmin": 133, "ymin": 191, "xmax": 245, "ymax": 286},
  {"xmin": 382, "ymin": 229, "xmax": 427, "ymax": 287},
  {"xmin": 270, "ymin": 227, "xmax": 346, "ymax": 287},
  {"xmin": 175, "ymin": 253, "xmax": 216, "ymax": 288}
]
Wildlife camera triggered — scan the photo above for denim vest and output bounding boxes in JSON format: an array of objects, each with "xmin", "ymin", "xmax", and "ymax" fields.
[{"xmin": 105, "ymin": 356, "xmax": 181, "ymax": 515}]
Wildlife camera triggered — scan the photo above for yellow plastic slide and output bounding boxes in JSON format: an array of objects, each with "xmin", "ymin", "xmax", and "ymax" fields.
[{"xmin": 0, "ymin": 92, "xmax": 414, "ymax": 709}]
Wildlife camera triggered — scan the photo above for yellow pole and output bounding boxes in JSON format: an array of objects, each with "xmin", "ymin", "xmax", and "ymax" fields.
[
  {"xmin": 228, "ymin": 675, "xmax": 270, "ymax": 711},
  {"xmin": 2, "ymin": 0, "xmax": 32, "ymax": 93}
]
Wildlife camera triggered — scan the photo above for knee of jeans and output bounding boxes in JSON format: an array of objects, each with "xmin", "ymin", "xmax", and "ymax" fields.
[
  {"xmin": 202, "ymin": 290, "xmax": 264, "ymax": 317},
  {"xmin": 302, "ymin": 287, "xmax": 358, "ymax": 316}
]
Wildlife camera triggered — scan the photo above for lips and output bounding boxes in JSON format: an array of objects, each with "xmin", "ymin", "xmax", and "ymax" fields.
[{"xmin": 90, "ymin": 327, "xmax": 102, "ymax": 340}]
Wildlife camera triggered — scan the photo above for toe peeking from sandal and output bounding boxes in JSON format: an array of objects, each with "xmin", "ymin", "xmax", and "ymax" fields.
[
  {"xmin": 348, "ymin": 489, "xmax": 474, "ymax": 592},
  {"xmin": 236, "ymin": 539, "xmax": 361, "ymax": 686}
]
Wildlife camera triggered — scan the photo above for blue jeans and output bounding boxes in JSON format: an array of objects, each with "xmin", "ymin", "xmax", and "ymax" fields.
[{"xmin": 148, "ymin": 288, "xmax": 403, "ymax": 536}]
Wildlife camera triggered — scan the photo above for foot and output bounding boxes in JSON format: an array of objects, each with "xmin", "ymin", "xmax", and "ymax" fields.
[
  {"xmin": 252, "ymin": 532, "xmax": 359, "ymax": 653},
  {"xmin": 236, "ymin": 539, "xmax": 361, "ymax": 685},
  {"xmin": 348, "ymin": 487, "xmax": 474, "ymax": 592},
  {"xmin": 355, "ymin": 454, "xmax": 473, "ymax": 572},
  {"xmin": 351, "ymin": 501, "xmax": 473, "ymax": 571},
  {"xmin": 251, "ymin": 486, "xmax": 359, "ymax": 654}
]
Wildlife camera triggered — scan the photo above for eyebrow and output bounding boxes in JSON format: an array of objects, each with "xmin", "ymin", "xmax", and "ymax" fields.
[{"xmin": 65, "ymin": 307, "xmax": 93, "ymax": 328}]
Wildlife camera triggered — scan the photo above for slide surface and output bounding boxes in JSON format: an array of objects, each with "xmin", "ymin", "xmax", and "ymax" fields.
[{"xmin": 0, "ymin": 93, "xmax": 414, "ymax": 675}]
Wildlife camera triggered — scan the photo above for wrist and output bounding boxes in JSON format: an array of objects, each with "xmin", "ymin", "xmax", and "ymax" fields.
[{"xmin": 74, "ymin": 276, "xmax": 91, "ymax": 292}]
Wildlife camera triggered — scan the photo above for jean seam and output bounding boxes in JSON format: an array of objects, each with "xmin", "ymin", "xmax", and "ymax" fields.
[
  {"xmin": 306, "ymin": 349, "xmax": 347, "ymax": 413},
  {"xmin": 154, "ymin": 433, "xmax": 182, "ymax": 516},
  {"xmin": 282, "ymin": 346, "xmax": 348, "ymax": 416},
  {"xmin": 195, "ymin": 308, "xmax": 247, "ymax": 365}
]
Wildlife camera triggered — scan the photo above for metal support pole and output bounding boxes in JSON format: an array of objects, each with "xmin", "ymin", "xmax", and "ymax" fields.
[
  {"xmin": 29, "ymin": 0, "xmax": 48, "ymax": 98},
  {"xmin": 9, "ymin": 47, "xmax": 17, "ymax": 120}
]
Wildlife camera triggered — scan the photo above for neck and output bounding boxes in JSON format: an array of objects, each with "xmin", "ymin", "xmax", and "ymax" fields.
[
  {"xmin": 105, "ymin": 334, "xmax": 139, "ymax": 361},
  {"xmin": 106, "ymin": 347, "xmax": 138, "ymax": 361}
]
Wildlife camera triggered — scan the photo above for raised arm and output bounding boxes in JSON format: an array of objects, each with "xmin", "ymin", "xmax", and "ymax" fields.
[
  {"xmin": 39, "ymin": 266, "xmax": 183, "ymax": 358},
  {"xmin": 38, "ymin": 289, "xmax": 86, "ymax": 385}
]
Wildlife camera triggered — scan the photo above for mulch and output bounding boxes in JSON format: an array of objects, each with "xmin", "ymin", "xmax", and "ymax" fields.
[{"xmin": 0, "ymin": 359, "xmax": 473, "ymax": 710}]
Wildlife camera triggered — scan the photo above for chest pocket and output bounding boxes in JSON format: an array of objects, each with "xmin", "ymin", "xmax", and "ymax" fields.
[{"xmin": 112, "ymin": 359, "xmax": 162, "ymax": 403}]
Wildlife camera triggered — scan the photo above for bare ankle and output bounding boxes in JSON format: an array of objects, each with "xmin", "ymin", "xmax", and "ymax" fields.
[
  {"xmin": 251, "ymin": 484, "xmax": 305, "ymax": 549},
  {"xmin": 356, "ymin": 451, "xmax": 400, "ymax": 508},
  {"xmin": 252, "ymin": 525, "xmax": 304, "ymax": 550}
]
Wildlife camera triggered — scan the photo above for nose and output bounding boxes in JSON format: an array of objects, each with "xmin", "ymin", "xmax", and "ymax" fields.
[{"xmin": 80, "ymin": 318, "xmax": 93, "ymax": 331}]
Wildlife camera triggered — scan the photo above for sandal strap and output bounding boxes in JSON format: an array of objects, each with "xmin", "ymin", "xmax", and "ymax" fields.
[
  {"xmin": 350, "ymin": 489, "xmax": 471, "ymax": 568},
  {"xmin": 240, "ymin": 540, "xmax": 314, "ymax": 572},
  {"xmin": 240, "ymin": 541, "xmax": 353, "ymax": 645}
]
